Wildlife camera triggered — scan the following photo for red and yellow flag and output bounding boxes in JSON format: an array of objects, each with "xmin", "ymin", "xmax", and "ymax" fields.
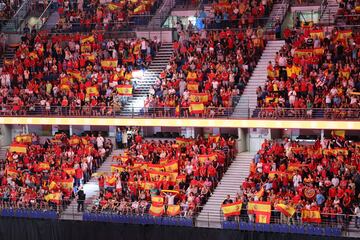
[
  {"xmin": 187, "ymin": 82, "xmax": 199, "ymax": 92},
  {"xmin": 101, "ymin": 59, "xmax": 118, "ymax": 70},
  {"xmin": 44, "ymin": 192, "xmax": 62, "ymax": 204},
  {"xmin": 58, "ymin": 178, "xmax": 74, "ymax": 190},
  {"xmin": 255, "ymin": 212, "xmax": 271, "ymax": 223},
  {"xmin": 189, "ymin": 103, "xmax": 204, "ymax": 114},
  {"xmin": 189, "ymin": 93, "xmax": 208, "ymax": 103},
  {"xmin": 38, "ymin": 162, "xmax": 50, "ymax": 171},
  {"xmin": 247, "ymin": 201, "xmax": 271, "ymax": 214},
  {"xmin": 9, "ymin": 143, "xmax": 27, "ymax": 153},
  {"xmin": 301, "ymin": 209, "xmax": 321, "ymax": 223},
  {"xmin": 221, "ymin": 201, "xmax": 243, "ymax": 217},
  {"xmin": 82, "ymin": 53, "xmax": 96, "ymax": 62},
  {"xmin": 15, "ymin": 134, "xmax": 32, "ymax": 143},
  {"xmin": 49, "ymin": 181, "xmax": 58, "ymax": 191},
  {"xmin": 208, "ymin": 134, "xmax": 220, "ymax": 143},
  {"xmin": 166, "ymin": 205, "xmax": 181, "ymax": 216},
  {"xmin": 6, "ymin": 168, "xmax": 18, "ymax": 177},
  {"xmin": 133, "ymin": 4, "xmax": 146, "ymax": 14},
  {"xmin": 294, "ymin": 49, "xmax": 313, "ymax": 56},
  {"xmin": 147, "ymin": 164, "xmax": 164, "ymax": 172},
  {"xmin": 80, "ymin": 35, "xmax": 95, "ymax": 44},
  {"xmin": 151, "ymin": 196, "xmax": 164, "ymax": 207},
  {"xmin": 106, "ymin": 176, "xmax": 116, "ymax": 186},
  {"xmin": 111, "ymin": 164, "xmax": 124, "ymax": 173},
  {"xmin": 275, "ymin": 204, "xmax": 295, "ymax": 217},
  {"xmin": 198, "ymin": 155, "xmax": 208, "ymax": 162},
  {"xmin": 309, "ymin": 29, "xmax": 324, "ymax": 39},
  {"xmin": 107, "ymin": 2, "xmax": 122, "ymax": 11},
  {"xmin": 69, "ymin": 136, "xmax": 80, "ymax": 145},
  {"xmin": 164, "ymin": 160, "xmax": 178, "ymax": 172},
  {"xmin": 80, "ymin": 44, "xmax": 92, "ymax": 53},
  {"xmin": 116, "ymin": 85, "xmax": 133, "ymax": 96},
  {"xmin": 63, "ymin": 168, "xmax": 75, "ymax": 176},
  {"xmin": 149, "ymin": 204, "xmax": 164, "ymax": 217},
  {"xmin": 86, "ymin": 86, "xmax": 99, "ymax": 96},
  {"xmin": 67, "ymin": 69, "xmax": 83, "ymax": 81},
  {"xmin": 208, "ymin": 153, "xmax": 217, "ymax": 161}
]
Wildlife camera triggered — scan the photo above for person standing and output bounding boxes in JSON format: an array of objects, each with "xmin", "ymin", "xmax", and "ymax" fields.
[
  {"xmin": 77, "ymin": 186, "xmax": 86, "ymax": 212},
  {"xmin": 115, "ymin": 128, "xmax": 122, "ymax": 149}
]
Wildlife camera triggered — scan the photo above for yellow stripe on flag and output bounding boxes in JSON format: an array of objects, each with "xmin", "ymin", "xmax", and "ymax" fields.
[
  {"xmin": 221, "ymin": 201, "xmax": 242, "ymax": 217},
  {"xmin": 116, "ymin": 85, "xmax": 133, "ymax": 96},
  {"xmin": 149, "ymin": 204, "xmax": 164, "ymax": 216},
  {"xmin": 166, "ymin": 205, "xmax": 181, "ymax": 216}
]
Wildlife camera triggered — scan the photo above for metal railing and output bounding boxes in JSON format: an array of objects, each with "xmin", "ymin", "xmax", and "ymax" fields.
[
  {"xmin": 33, "ymin": 0, "xmax": 55, "ymax": 30},
  {"xmin": 0, "ymin": 0, "xmax": 31, "ymax": 32},
  {"xmin": 0, "ymin": 105, "xmax": 359, "ymax": 120}
]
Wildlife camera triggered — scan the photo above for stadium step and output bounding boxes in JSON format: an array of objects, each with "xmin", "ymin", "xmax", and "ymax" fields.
[
  {"xmin": 59, "ymin": 149, "xmax": 124, "ymax": 220},
  {"xmin": 233, "ymin": 40, "xmax": 285, "ymax": 118},
  {"xmin": 195, "ymin": 151, "xmax": 256, "ymax": 228},
  {"xmin": 119, "ymin": 43, "xmax": 173, "ymax": 115},
  {"xmin": 318, "ymin": 0, "xmax": 338, "ymax": 25}
]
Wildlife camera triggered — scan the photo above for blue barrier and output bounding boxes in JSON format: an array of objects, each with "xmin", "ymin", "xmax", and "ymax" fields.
[
  {"xmin": 0, "ymin": 209, "xmax": 57, "ymax": 220},
  {"xmin": 83, "ymin": 213, "xmax": 193, "ymax": 227},
  {"xmin": 223, "ymin": 221, "xmax": 342, "ymax": 237}
]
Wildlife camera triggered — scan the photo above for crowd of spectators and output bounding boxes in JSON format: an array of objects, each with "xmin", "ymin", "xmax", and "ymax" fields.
[
  {"xmin": 204, "ymin": 0, "xmax": 273, "ymax": 29},
  {"xmin": 92, "ymin": 134, "xmax": 236, "ymax": 217},
  {"xmin": 232, "ymin": 135, "xmax": 360, "ymax": 225},
  {"xmin": 336, "ymin": 1, "xmax": 360, "ymax": 25},
  {"xmin": 54, "ymin": 0, "xmax": 158, "ymax": 32},
  {"xmin": 0, "ymin": 132, "xmax": 112, "ymax": 212},
  {"xmin": 0, "ymin": 0, "xmax": 23, "ymax": 21},
  {"xmin": 257, "ymin": 26, "xmax": 360, "ymax": 119},
  {"xmin": 144, "ymin": 27, "xmax": 265, "ymax": 117},
  {"xmin": 0, "ymin": 30, "xmax": 160, "ymax": 116}
]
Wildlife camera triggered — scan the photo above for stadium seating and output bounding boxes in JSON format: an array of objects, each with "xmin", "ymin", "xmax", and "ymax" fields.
[
  {"xmin": 256, "ymin": 27, "xmax": 360, "ymax": 119},
  {"xmin": 89, "ymin": 135, "xmax": 236, "ymax": 220},
  {"xmin": 1, "ymin": 132, "xmax": 112, "ymax": 213}
]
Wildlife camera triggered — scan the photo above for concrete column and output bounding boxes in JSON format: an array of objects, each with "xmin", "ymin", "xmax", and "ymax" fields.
[
  {"xmin": 0, "ymin": 125, "xmax": 12, "ymax": 146},
  {"xmin": 109, "ymin": 126, "xmax": 116, "ymax": 137},
  {"xmin": 69, "ymin": 125, "xmax": 73, "ymax": 136},
  {"xmin": 320, "ymin": 129, "xmax": 324, "ymax": 143},
  {"xmin": 237, "ymin": 128, "xmax": 247, "ymax": 152},
  {"xmin": 181, "ymin": 127, "xmax": 195, "ymax": 138}
]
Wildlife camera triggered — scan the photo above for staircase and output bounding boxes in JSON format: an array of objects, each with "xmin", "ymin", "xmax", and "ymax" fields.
[
  {"xmin": 319, "ymin": 0, "xmax": 338, "ymax": 25},
  {"xmin": 233, "ymin": 40, "xmax": 285, "ymax": 118},
  {"xmin": 196, "ymin": 152, "xmax": 256, "ymax": 228},
  {"xmin": 0, "ymin": 146, "xmax": 9, "ymax": 159},
  {"xmin": 147, "ymin": 0, "xmax": 175, "ymax": 28},
  {"xmin": 120, "ymin": 43, "xmax": 173, "ymax": 116},
  {"xmin": 60, "ymin": 149, "xmax": 123, "ymax": 220},
  {"xmin": 265, "ymin": 2, "xmax": 289, "ymax": 29}
]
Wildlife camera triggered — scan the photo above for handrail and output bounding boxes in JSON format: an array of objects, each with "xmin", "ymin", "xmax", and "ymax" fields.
[
  {"xmin": 35, "ymin": 0, "xmax": 54, "ymax": 29},
  {"xmin": 12, "ymin": 0, "xmax": 28, "ymax": 18}
]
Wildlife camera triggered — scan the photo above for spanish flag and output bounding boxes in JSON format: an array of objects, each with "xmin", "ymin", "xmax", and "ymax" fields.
[
  {"xmin": 287, "ymin": 163, "xmax": 308, "ymax": 172},
  {"xmin": 111, "ymin": 164, "xmax": 124, "ymax": 173},
  {"xmin": 168, "ymin": 172, "xmax": 178, "ymax": 182},
  {"xmin": 151, "ymin": 196, "xmax": 164, "ymax": 207},
  {"xmin": 39, "ymin": 162, "xmax": 50, "ymax": 171},
  {"xmin": 208, "ymin": 153, "xmax": 217, "ymax": 161},
  {"xmin": 339, "ymin": 69, "xmax": 350, "ymax": 79},
  {"xmin": 15, "ymin": 134, "xmax": 32, "ymax": 143},
  {"xmin": 141, "ymin": 181, "xmax": 155, "ymax": 190},
  {"xmin": 164, "ymin": 160, "xmax": 178, "ymax": 172},
  {"xmin": 67, "ymin": 69, "xmax": 83, "ymax": 81},
  {"xmin": 301, "ymin": 209, "xmax": 321, "ymax": 223},
  {"xmin": 221, "ymin": 201, "xmax": 243, "ymax": 217},
  {"xmin": 63, "ymin": 168, "xmax": 75, "ymax": 176},
  {"xmin": 337, "ymin": 29, "xmax": 352, "ymax": 40},
  {"xmin": 82, "ymin": 53, "xmax": 96, "ymax": 62},
  {"xmin": 107, "ymin": 2, "xmax": 122, "ymax": 11},
  {"xmin": 256, "ymin": 212, "xmax": 271, "ymax": 224},
  {"xmin": 4, "ymin": 59, "xmax": 14, "ymax": 65},
  {"xmin": 148, "ymin": 170, "xmax": 170, "ymax": 181},
  {"xmin": 106, "ymin": 176, "xmax": 116, "ymax": 186},
  {"xmin": 58, "ymin": 178, "xmax": 74, "ymax": 190},
  {"xmin": 134, "ymin": 162, "xmax": 147, "ymax": 170},
  {"xmin": 49, "ymin": 181, "xmax": 58, "ymax": 191},
  {"xmin": 133, "ymin": 4, "xmax": 146, "ymax": 14},
  {"xmin": 275, "ymin": 204, "xmax": 295, "ymax": 217},
  {"xmin": 198, "ymin": 155, "xmax": 208, "ymax": 162},
  {"xmin": 116, "ymin": 85, "xmax": 133, "ymax": 96},
  {"xmin": 189, "ymin": 93, "xmax": 208, "ymax": 103},
  {"xmin": 313, "ymin": 48, "xmax": 324, "ymax": 55},
  {"xmin": 80, "ymin": 35, "xmax": 95, "ymax": 44},
  {"xmin": 101, "ymin": 59, "xmax": 118, "ymax": 70},
  {"xmin": 331, "ymin": 130, "xmax": 345, "ymax": 138},
  {"xmin": 9, "ymin": 143, "xmax": 27, "ymax": 153},
  {"xmin": 247, "ymin": 201, "xmax": 271, "ymax": 214},
  {"xmin": 255, "ymin": 187, "xmax": 264, "ymax": 199},
  {"xmin": 175, "ymin": 137, "xmax": 194, "ymax": 146},
  {"xmin": 86, "ymin": 86, "xmax": 99, "ymax": 96},
  {"xmin": 189, "ymin": 102, "xmax": 204, "ymax": 114},
  {"xmin": 309, "ymin": 29, "xmax": 324, "ymax": 39},
  {"xmin": 6, "ymin": 168, "xmax": 18, "ymax": 177},
  {"xmin": 149, "ymin": 204, "xmax": 164, "ymax": 216},
  {"xmin": 44, "ymin": 192, "xmax": 62, "ymax": 204},
  {"xmin": 208, "ymin": 134, "xmax": 220, "ymax": 143},
  {"xmin": 69, "ymin": 136, "xmax": 80, "ymax": 145},
  {"xmin": 81, "ymin": 137, "xmax": 89, "ymax": 145},
  {"xmin": 294, "ymin": 49, "xmax": 313, "ymax": 56},
  {"xmin": 80, "ymin": 43, "xmax": 92, "ymax": 53},
  {"xmin": 29, "ymin": 51, "xmax": 39, "ymax": 60},
  {"xmin": 147, "ymin": 164, "xmax": 164, "ymax": 172},
  {"xmin": 187, "ymin": 82, "xmax": 199, "ymax": 92},
  {"xmin": 166, "ymin": 205, "xmax": 181, "ymax": 216},
  {"xmin": 60, "ymin": 84, "xmax": 71, "ymax": 91}
]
